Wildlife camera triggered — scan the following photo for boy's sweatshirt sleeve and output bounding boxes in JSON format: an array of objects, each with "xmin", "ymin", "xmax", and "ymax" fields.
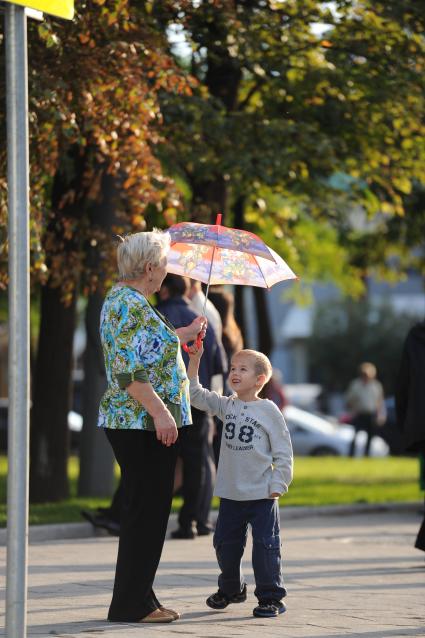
[
  {"xmin": 268, "ymin": 407, "xmax": 294, "ymax": 495},
  {"xmin": 189, "ymin": 376, "xmax": 227, "ymax": 421}
]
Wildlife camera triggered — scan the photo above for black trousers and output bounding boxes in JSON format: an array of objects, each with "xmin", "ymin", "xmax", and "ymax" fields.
[
  {"xmin": 349, "ymin": 413, "xmax": 376, "ymax": 457},
  {"xmin": 105, "ymin": 428, "xmax": 179, "ymax": 622},
  {"xmin": 415, "ymin": 459, "xmax": 425, "ymax": 552},
  {"xmin": 178, "ymin": 409, "xmax": 212, "ymax": 530},
  {"xmin": 198, "ymin": 416, "xmax": 216, "ymax": 527}
]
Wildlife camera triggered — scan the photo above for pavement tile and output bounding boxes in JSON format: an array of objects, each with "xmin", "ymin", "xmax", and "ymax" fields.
[{"xmin": 0, "ymin": 509, "xmax": 424, "ymax": 637}]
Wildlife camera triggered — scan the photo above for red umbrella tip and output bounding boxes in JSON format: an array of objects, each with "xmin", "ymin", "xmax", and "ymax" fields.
[{"xmin": 215, "ymin": 213, "xmax": 222, "ymax": 225}]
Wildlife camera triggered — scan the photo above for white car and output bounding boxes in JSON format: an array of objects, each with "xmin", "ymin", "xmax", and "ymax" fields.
[
  {"xmin": 68, "ymin": 410, "xmax": 83, "ymax": 450},
  {"xmin": 283, "ymin": 405, "xmax": 389, "ymax": 457}
]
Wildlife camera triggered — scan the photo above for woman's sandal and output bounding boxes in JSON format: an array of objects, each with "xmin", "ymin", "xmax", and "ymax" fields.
[
  {"xmin": 138, "ymin": 608, "xmax": 175, "ymax": 623},
  {"xmin": 159, "ymin": 606, "xmax": 180, "ymax": 620}
]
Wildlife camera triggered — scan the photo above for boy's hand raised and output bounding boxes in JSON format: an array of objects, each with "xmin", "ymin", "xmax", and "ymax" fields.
[
  {"xmin": 187, "ymin": 342, "xmax": 203, "ymax": 379},
  {"xmin": 187, "ymin": 342, "xmax": 204, "ymax": 358}
]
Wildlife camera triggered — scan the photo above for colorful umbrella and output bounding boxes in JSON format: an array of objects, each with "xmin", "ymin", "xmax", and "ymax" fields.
[
  {"xmin": 166, "ymin": 214, "xmax": 297, "ymax": 348},
  {"xmin": 166, "ymin": 213, "xmax": 297, "ymax": 293}
]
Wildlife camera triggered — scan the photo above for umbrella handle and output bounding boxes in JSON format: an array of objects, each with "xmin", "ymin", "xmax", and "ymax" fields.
[{"xmin": 182, "ymin": 333, "xmax": 203, "ymax": 353}]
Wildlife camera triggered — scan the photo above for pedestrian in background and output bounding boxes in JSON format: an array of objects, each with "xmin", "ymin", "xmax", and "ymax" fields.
[
  {"xmin": 187, "ymin": 280, "xmax": 227, "ymax": 527},
  {"xmin": 208, "ymin": 287, "xmax": 244, "ymax": 465},
  {"xmin": 345, "ymin": 362, "xmax": 385, "ymax": 457},
  {"xmin": 395, "ymin": 320, "xmax": 425, "ymax": 553},
  {"xmin": 157, "ymin": 274, "xmax": 226, "ymax": 539},
  {"xmin": 81, "ymin": 482, "xmax": 121, "ymax": 536},
  {"xmin": 208, "ymin": 287, "xmax": 244, "ymax": 381},
  {"xmin": 188, "ymin": 278, "xmax": 223, "ymax": 344}
]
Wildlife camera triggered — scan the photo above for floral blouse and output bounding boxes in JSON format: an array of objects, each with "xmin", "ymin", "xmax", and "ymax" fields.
[{"xmin": 97, "ymin": 284, "xmax": 192, "ymax": 430}]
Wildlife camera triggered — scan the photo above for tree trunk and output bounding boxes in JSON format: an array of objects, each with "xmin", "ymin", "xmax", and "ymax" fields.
[
  {"xmin": 189, "ymin": 22, "xmax": 242, "ymax": 225},
  {"xmin": 77, "ymin": 168, "xmax": 118, "ymax": 497},
  {"xmin": 233, "ymin": 196, "xmax": 247, "ymax": 341},
  {"xmin": 253, "ymin": 286, "xmax": 273, "ymax": 357},
  {"xmin": 77, "ymin": 290, "xmax": 114, "ymax": 497},
  {"xmin": 29, "ymin": 144, "xmax": 87, "ymax": 503},
  {"xmin": 232, "ymin": 195, "xmax": 273, "ymax": 354},
  {"xmin": 30, "ymin": 285, "xmax": 77, "ymax": 502},
  {"xmin": 191, "ymin": 177, "xmax": 228, "ymax": 223}
]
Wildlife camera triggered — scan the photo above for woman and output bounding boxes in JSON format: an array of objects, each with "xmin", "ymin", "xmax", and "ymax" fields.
[{"xmin": 98, "ymin": 229, "xmax": 206, "ymax": 623}]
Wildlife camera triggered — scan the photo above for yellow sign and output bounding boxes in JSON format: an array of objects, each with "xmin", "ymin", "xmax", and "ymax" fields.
[{"xmin": 3, "ymin": 0, "xmax": 74, "ymax": 19}]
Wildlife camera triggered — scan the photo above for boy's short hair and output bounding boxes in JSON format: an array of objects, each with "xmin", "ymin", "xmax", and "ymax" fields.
[{"xmin": 233, "ymin": 349, "xmax": 273, "ymax": 384}]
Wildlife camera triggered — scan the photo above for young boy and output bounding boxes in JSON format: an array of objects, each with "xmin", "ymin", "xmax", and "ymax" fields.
[{"xmin": 187, "ymin": 345, "xmax": 293, "ymax": 618}]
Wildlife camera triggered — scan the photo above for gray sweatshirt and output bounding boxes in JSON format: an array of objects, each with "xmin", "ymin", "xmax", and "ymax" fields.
[{"xmin": 189, "ymin": 377, "xmax": 294, "ymax": 501}]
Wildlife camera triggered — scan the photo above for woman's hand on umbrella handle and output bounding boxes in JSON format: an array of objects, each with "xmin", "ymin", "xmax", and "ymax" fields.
[{"xmin": 191, "ymin": 315, "xmax": 207, "ymax": 340}]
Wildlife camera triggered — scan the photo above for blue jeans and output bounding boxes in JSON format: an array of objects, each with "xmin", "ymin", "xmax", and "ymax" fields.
[{"xmin": 213, "ymin": 498, "xmax": 287, "ymax": 603}]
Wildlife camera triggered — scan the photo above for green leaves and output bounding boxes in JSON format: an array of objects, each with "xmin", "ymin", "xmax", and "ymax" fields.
[
  {"xmin": 0, "ymin": 0, "xmax": 423, "ymax": 296},
  {"xmin": 157, "ymin": 0, "xmax": 424, "ymax": 289},
  {"xmin": 0, "ymin": 0, "xmax": 191, "ymax": 296}
]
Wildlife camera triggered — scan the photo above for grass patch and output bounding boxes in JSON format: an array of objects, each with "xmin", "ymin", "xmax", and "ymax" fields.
[{"xmin": 0, "ymin": 455, "xmax": 421, "ymax": 527}]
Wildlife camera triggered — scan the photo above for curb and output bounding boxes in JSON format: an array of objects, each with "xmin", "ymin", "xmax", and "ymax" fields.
[
  {"xmin": 0, "ymin": 501, "xmax": 422, "ymax": 546},
  {"xmin": 281, "ymin": 501, "xmax": 423, "ymax": 519},
  {"xmin": 0, "ymin": 521, "xmax": 95, "ymax": 546}
]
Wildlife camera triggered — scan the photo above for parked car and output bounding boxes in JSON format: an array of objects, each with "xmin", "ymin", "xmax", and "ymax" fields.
[
  {"xmin": 283, "ymin": 405, "xmax": 389, "ymax": 457},
  {"xmin": 68, "ymin": 410, "xmax": 83, "ymax": 451}
]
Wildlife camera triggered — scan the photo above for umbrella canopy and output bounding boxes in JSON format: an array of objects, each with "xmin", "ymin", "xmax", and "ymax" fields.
[{"xmin": 166, "ymin": 217, "xmax": 297, "ymax": 289}]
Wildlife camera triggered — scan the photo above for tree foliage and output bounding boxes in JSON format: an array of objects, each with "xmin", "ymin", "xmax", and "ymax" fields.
[
  {"xmin": 0, "ymin": 0, "xmax": 193, "ymax": 300},
  {"xmin": 154, "ymin": 0, "xmax": 425, "ymax": 294},
  {"xmin": 0, "ymin": 0, "xmax": 195, "ymax": 502},
  {"xmin": 1, "ymin": 0, "xmax": 423, "ymax": 294},
  {"xmin": 0, "ymin": 1, "xmax": 424, "ymax": 500}
]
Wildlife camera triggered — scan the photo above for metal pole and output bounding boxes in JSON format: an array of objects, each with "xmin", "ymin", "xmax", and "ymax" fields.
[{"xmin": 5, "ymin": 4, "xmax": 30, "ymax": 638}]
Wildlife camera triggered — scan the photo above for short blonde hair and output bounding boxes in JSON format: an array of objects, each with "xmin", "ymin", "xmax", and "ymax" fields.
[
  {"xmin": 233, "ymin": 349, "xmax": 273, "ymax": 384},
  {"xmin": 359, "ymin": 362, "xmax": 377, "ymax": 379},
  {"xmin": 117, "ymin": 229, "xmax": 170, "ymax": 280}
]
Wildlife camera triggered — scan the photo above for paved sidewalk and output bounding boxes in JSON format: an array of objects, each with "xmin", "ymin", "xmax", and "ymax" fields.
[{"xmin": 1, "ymin": 508, "xmax": 424, "ymax": 637}]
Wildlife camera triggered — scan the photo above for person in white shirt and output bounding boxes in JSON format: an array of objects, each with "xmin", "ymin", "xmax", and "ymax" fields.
[
  {"xmin": 188, "ymin": 279, "xmax": 223, "ymax": 340},
  {"xmin": 345, "ymin": 362, "xmax": 385, "ymax": 456},
  {"xmin": 187, "ymin": 279, "xmax": 227, "ymax": 532},
  {"xmin": 187, "ymin": 344, "xmax": 293, "ymax": 619}
]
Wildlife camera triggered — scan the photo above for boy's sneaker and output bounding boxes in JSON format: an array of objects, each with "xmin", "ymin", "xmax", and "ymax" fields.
[
  {"xmin": 206, "ymin": 583, "xmax": 247, "ymax": 609},
  {"xmin": 253, "ymin": 600, "xmax": 286, "ymax": 618}
]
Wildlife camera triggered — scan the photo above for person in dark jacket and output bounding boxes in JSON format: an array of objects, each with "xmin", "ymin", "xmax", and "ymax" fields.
[
  {"xmin": 208, "ymin": 288, "xmax": 244, "ymax": 466},
  {"xmin": 395, "ymin": 320, "xmax": 425, "ymax": 552},
  {"xmin": 157, "ymin": 274, "xmax": 226, "ymax": 538}
]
